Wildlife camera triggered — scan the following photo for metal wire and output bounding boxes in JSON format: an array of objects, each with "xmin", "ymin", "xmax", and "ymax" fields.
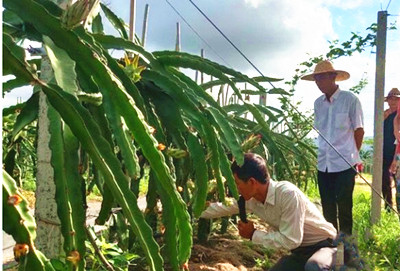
[
  {"xmin": 187, "ymin": 0, "xmax": 267, "ymax": 77},
  {"xmin": 187, "ymin": 0, "xmax": 400, "ymax": 215},
  {"xmin": 164, "ymin": 0, "xmax": 232, "ymax": 67},
  {"xmin": 386, "ymin": 0, "xmax": 393, "ymax": 11}
]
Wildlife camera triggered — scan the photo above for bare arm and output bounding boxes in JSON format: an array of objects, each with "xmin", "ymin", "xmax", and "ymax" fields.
[
  {"xmin": 394, "ymin": 114, "xmax": 400, "ymax": 142},
  {"xmin": 354, "ymin": 128, "xmax": 364, "ymax": 151},
  {"xmin": 384, "ymin": 108, "xmax": 391, "ymax": 119},
  {"xmin": 391, "ymin": 114, "xmax": 400, "ymax": 174}
]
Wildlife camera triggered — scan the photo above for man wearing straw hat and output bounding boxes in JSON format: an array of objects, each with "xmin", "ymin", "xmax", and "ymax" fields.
[{"xmin": 301, "ymin": 60, "xmax": 364, "ymax": 236}]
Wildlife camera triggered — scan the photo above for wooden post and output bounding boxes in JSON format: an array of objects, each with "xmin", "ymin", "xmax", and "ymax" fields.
[
  {"xmin": 141, "ymin": 4, "xmax": 149, "ymax": 47},
  {"xmin": 371, "ymin": 11, "xmax": 387, "ymax": 225},
  {"xmin": 217, "ymin": 84, "xmax": 224, "ymax": 106},
  {"xmin": 175, "ymin": 22, "xmax": 181, "ymax": 51},
  {"xmin": 259, "ymin": 93, "xmax": 266, "ymax": 106},
  {"xmin": 129, "ymin": 0, "xmax": 136, "ymax": 41},
  {"xmin": 225, "ymin": 85, "xmax": 229, "ymax": 105},
  {"xmin": 195, "ymin": 49, "xmax": 204, "ymax": 84},
  {"xmin": 200, "ymin": 49, "xmax": 205, "ymax": 85},
  {"xmin": 244, "ymin": 83, "xmax": 248, "ymax": 119},
  {"xmin": 259, "ymin": 93, "xmax": 266, "ymax": 119},
  {"xmin": 259, "ymin": 92, "xmax": 266, "ymax": 106}
]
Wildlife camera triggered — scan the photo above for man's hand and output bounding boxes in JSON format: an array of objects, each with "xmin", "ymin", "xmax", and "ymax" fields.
[{"xmin": 238, "ymin": 220, "xmax": 255, "ymax": 240}]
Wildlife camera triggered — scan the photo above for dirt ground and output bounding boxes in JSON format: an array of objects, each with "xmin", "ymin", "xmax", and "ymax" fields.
[
  {"xmin": 187, "ymin": 220, "xmax": 288, "ymax": 271},
  {"xmin": 4, "ymin": 192, "xmax": 287, "ymax": 271},
  {"xmin": 4, "ymin": 220, "xmax": 286, "ymax": 271}
]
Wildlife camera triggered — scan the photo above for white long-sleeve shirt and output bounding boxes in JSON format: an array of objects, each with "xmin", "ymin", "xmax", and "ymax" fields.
[
  {"xmin": 314, "ymin": 88, "xmax": 364, "ymax": 172},
  {"xmin": 201, "ymin": 180, "xmax": 337, "ymax": 250}
]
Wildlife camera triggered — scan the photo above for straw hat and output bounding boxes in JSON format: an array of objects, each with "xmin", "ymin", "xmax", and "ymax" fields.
[
  {"xmin": 301, "ymin": 60, "xmax": 350, "ymax": 81},
  {"xmin": 385, "ymin": 88, "xmax": 400, "ymax": 101}
]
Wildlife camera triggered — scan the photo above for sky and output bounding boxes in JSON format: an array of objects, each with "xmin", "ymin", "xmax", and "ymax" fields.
[{"xmin": 4, "ymin": 0, "xmax": 400, "ymax": 137}]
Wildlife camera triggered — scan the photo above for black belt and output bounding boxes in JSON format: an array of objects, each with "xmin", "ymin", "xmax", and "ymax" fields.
[{"xmin": 291, "ymin": 238, "xmax": 336, "ymax": 254}]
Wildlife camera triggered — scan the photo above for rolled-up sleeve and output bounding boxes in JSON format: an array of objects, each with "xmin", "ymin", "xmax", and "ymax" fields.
[
  {"xmin": 350, "ymin": 97, "xmax": 364, "ymax": 130},
  {"xmin": 200, "ymin": 202, "xmax": 239, "ymax": 219},
  {"xmin": 251, "ymin": 190, "xmax": 306, "ymax": 250}
]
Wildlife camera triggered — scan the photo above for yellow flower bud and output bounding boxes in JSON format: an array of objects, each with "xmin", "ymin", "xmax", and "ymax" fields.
[
  {"xmin": 66, "ymin": 250, "xmax": 81, "ymax": 266},
  {"xmin": 13, "ymin": 244, "xmax": 29, "ymax": 261},
  {"xmin": 8, "ymin": 195, "xmax": 23, "ymax": 206},
  {"xmin": 157, "ymin": 143, "xmax": 166, "ymax": 151}
]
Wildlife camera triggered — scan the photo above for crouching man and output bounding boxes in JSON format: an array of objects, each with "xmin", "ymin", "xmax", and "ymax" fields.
[{"xmin": 201, "ymin": 153, "xmax": 337, "ymax": 271}]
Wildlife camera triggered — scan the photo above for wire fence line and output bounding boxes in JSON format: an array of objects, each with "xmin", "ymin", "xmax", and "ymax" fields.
[{"xmin": 186, "ymin": 0, "xmax": 400, "ymax": 215}]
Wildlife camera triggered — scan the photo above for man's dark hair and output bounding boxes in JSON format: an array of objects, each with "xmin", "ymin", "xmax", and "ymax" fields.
[{"xmin": 231, "ymin": 153, "xmax": 269, "ymax": 184}]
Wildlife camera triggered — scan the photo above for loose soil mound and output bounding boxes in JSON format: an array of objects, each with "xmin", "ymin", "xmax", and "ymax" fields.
[{"xmin": 188, "ymin": 221, "xmax": 288, "ymax": 271}]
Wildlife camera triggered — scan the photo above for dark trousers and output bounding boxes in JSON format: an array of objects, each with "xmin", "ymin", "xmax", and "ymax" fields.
[
  {"xmin": 269, "ymin": 239, "xmax": 336, "ymax": 271},
  {"xmin": 318, "ymin": 167, "xmax": 356, "ymax": 235},
  {"xmin": 382, "ymin": 158, "xmax": 394, "ymax": 210}
]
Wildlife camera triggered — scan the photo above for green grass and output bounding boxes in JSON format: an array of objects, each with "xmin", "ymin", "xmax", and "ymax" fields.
[
  {"xmin": 303, "ymin": 181, "xmax": 320, "ymax": 201},
  {"xmin": 353, "ymin": 192, "xmax": 400, "ymax": 270},
  {"xmin": 87, "ymin": 185, "xmax": 103, "ymax": 201},
  {"xmin": 302, "ymin": 174, "xmax": 400, "ymax": 271},
  {"xmin": 21, "ymin": 174, "xmax": 36, "ymax": 192},
  {"xmin": 138, "ymin": 167, "xmax": 150, "ymax": 197}
]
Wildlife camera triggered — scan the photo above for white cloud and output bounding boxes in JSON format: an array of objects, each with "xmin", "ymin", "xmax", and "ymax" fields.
[
  {"xmin": 5, "ymin": 0, "xmax": 398, "ymax": 138},
  {"xmin": 244, "ymin": 0, "xmax": 374, "ymax": 10},
  {"xmin": 206, "ymin": 0, "xmax": 336, "ymax": 79},
  {"xmin": 110, "ymin": 0, "xmax": 336, "ymax": 79},
  {"xmin": 106, "ymin": 0, "xmax": 383, "ymax": 138},
  {"xmin": 323, "ymin": 0, "xmax": 374, "ymax": 9},
  {"xmin": 244, "ymin": 0, "xmax": 263, "ymax": 8}
]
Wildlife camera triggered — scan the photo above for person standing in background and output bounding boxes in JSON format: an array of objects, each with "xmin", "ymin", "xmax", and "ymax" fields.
[
  {"xmin": 382, "ymin": 88, "xmax": 400, "ymax": 211},
  {"xmin": 301, "ymin": 60, "xmax": 364, "ymax": 235},
  {"xmin": 390, "ymin": 88, "xmax": 400, "ymax": 214}
]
